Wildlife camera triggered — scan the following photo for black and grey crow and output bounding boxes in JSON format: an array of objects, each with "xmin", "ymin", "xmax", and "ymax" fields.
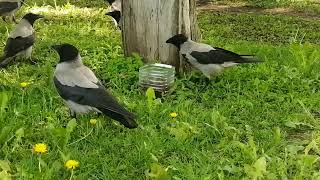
[
  {"xmin": 52, "ymin": 44, "xmax": 138, "ymax": 129},
  {"xmin": 166, "ymin": 34, "xmax": 262, "ymax": 79},
  {"xmin": 105, "ymin": 0, "xmax": 121, "ymax": 28},
  {"xmin": 106, "ymin": 10, "xmax": 121, "ymax": 29},
  {"xmin": 0, "ymin": 13, "xmax": 43, "ymax": 67},
  {"xmin": 0, "ymin": 0, "xmax": 24, "ymax": 23}
]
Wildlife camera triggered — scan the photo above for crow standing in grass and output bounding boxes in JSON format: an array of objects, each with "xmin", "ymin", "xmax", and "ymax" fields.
[
  {"xmin": 0, "ymin": 13, "xmax": 43, "ymax": 68},
  {"xmin": 166, "ymin": 34, "xmax": 262, "ymax": 79},
  {"xmin": 0, "ymin": 0, "xmax": 24, "ymax": 23},
  {"xmin": 105, "ymin": 0, "xmax": 121, "ymax": 28},
  {"xmin": 52, "ymin": 44, "xmax": 138, "ymax": 129}
]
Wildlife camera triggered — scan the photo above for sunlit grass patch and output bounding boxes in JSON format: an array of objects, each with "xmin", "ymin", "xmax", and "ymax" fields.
[
  {"xmin": 199, "ymin": 0, "xmax": 320, "ymax": 14},
  {"xmin": 26, "ymin": 4, "xmax": 105, "ymax": 19}
]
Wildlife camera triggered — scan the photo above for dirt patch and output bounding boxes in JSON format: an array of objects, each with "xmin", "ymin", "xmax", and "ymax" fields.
[
  {"xmin": 197, "ymin": 3, "xmax": 320, "ymax": 19},
  {"xmin": 287, "ymin": 131, "xmax": 311, "ymax": 141}
]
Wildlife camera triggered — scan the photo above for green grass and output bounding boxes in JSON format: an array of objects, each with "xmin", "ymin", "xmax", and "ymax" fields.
[
  {"xmin": 0, "ymin": 0, "xmax": 320, "ymax": 179},
  {"xmin": 199, "ymin": 0, "xmax": 320, "ymax": 14},
  {"xmin": 198, "ymin": 12, "xmax": 320, "ymax": 45}
]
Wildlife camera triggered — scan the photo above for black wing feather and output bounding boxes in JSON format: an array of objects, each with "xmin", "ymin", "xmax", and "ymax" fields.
[
  {"xmin": 3, "ymin": 34, "xmax": 35, "ymax": 58},
  {"xmin": 0, "ymin": 2, "xmax": 18, "ymax": 15},
  {"xmin": 54, "ymin": 77, "xmax": 137, "ymax": 128},
  {"xmin": 190, "ymin": 48, "xmax": 248, "ymax": 64}
]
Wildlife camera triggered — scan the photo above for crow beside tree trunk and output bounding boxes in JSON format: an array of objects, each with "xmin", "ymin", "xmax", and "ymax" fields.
[{"xmin": 121, "ymin": 0, "xmax": 200, "ymax": 72}]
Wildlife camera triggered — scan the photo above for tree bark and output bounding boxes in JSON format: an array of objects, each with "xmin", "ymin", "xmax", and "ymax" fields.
[{"xmin": 121, "ymin": 0, "xmax": 200, "ymax": 72}]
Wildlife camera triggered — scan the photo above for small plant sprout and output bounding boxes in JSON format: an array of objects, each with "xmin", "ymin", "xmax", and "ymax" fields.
[
  {"xmin": 68, "ymin": 119, "xmax": 95, "ymax": 146},
  {"xmin": 65, "ymin": 160, "xmax": 80, "ymax": 180},
  {"xmin": 33, "ymin": 143, "xmax": 48, "ymax": 172}
]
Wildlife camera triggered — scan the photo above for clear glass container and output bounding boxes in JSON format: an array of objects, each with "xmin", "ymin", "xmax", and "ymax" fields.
[{"xmin": 139, "ymin": 63, "xmax": 175, "ymax": 93}]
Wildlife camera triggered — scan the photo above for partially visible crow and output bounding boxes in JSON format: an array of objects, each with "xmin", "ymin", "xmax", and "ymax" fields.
[
  {"xmin": 0, "ymin": 13, "xmax": 43, "ymax": 68},
  {"xmin": 52, "ymin": 43, "xmax": 138, "ymax": 129},
  {"xmin": 106, "ymin": 10, "xmax": 121, "ymax": 29},
  {"xmin": 0, "ymin": 0, "xmax": 24, "ymax": 23},
  {"xmin": 166, "ymin": 34, "xmax": 262, "ymax": 79},
  {"xmin": 105, "ymin": 0, "xmax": 121, "ymax": 29}
]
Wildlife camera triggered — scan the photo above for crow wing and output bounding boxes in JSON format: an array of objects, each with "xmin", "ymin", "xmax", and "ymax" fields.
[
  {"xmin": 190, "ymin": 48, "xmax": 247, "ymax": 64},
  {"xmin": 3, "ymin": 34, "xmax": 35, "ymax": 58},
  {"xmin": 0, "ymin": 2, "xmax": 18, "ymax": 15},
  {"xmin": 54, "ymin": 77, "xmax": 134, "ymax": 119}
]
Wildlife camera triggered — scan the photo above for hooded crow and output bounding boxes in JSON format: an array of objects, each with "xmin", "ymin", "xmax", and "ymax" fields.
[
  {"xmin": 0, "ymin": 13, "xmax": 43, "ymax": 67},
  {"xmin": 166, "ymin": 34, "xmax": 262, "ymax": 79},
  {"xmin": 0, "ymin": 0, "xmax": 24, "ymax": 23},
  {"xmin": 52, "ymin": 44, "xmax": 138, "ymax": 129},
  {"xmin": 105, "ymin": 0, "xmax": 121, "ymax": 28},
  {"xmin": 106, "ymin": 10, "xmax": 121, "ymax": 29}
]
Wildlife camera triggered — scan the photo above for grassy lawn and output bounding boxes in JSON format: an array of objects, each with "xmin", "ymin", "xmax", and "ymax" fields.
[
  {"xmin": 199, "ymin": 0, "xmax": 320, "ymax": 14},
  {"xmin": 0, "ymin": 0, "xmax": 320, "ymax": 179}
]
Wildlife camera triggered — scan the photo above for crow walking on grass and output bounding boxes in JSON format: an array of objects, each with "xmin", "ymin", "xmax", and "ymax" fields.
[
  {"xmin": 166, "ymin": 34, "xmax": 262, "ymax": 79},
  {"xmin": 52, "ymin": 43, "xmax": 138, "ymax": 129}
]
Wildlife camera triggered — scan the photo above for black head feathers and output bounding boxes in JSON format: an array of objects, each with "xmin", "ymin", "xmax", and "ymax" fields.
[
  {"xmin": 106, "ymin": 0, "xmax": 116, "ymax": 4},
  {"xmin": 22, "ymin": 13, "xmax": 43, "ymax": 26},
  {"xmin": 166, "ymin": 34, "xmax": 188, "ymax": 49},
  {"xmin": 106, "ymin": 11, "xmax": 121, "ymax": 23},
  {"xmin": 51, "ymin": 44, "xmax": 79, "ymax": 63}
]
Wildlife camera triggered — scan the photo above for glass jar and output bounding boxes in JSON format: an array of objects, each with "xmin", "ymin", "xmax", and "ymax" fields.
[{"xmin": 139, "ymin": 63, "xmax": 175, "ymax": 93}]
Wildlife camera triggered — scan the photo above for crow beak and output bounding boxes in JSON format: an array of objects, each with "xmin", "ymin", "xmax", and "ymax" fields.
[
  {"xmin": 166, "ymin": 38, "xmax": 172, "ymax": 44},
  {"xmin": 36, "ymin": 15, "xmax": 44, "ymax": 19},
  {"xmin": 106, "ymin": 12, "xmax": 111, "ymax": 16}
]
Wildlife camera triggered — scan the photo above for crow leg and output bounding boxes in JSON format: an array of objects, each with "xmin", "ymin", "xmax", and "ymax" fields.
[
  {"xmin": 12, "ymin": 16, "xmax": 17, "ymax": 24},
  {"xmin": 26, "ymin": 57, "xmax": 37, "ymax": 65},
  {"xmin": 69, "ymin": 109, "xmax": 76, "ymax": 119},
  {"xmin": 204, "ymin": 77, "xmax": 211, "ymax": 85},
  {"xmin": 198, "ymin": 78, "xmax": 212, "ymax": 92},
  {"xmin": 2, "ymin": 16, "xmax": 7, "ymax": 22}
]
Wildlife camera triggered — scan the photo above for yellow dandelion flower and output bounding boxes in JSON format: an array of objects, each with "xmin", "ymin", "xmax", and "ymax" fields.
[
  {"xmin": 33, "ymin": 143, "xmax": 47, "ymax": 154},
  {"xmin": 65, "ymin": 160, "xmax": 80, "ymax": 170},
  {"xmin": 170, "ymin": 112, "xmax": 178, "ymax": 118},
  {"xmin": 89, "ymin": 119, "xmax": 97, "ymax": 125},
  {"xmin": 20, "ymin": 82, "xmax": 29, "ymax": 88}
]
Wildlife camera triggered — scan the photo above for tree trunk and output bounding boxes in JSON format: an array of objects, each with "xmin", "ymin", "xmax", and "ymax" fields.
[{"xmin": 121, "ymin": 0, "xmax": 200, "ymax": 72}]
